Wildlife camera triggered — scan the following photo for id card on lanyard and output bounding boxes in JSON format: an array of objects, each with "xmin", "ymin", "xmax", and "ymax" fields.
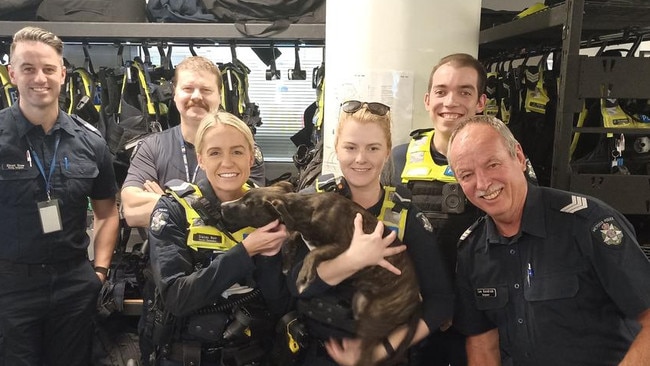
[{"xmin": 27, "ymin": 132, "xmax": 63, "ymax": 234}]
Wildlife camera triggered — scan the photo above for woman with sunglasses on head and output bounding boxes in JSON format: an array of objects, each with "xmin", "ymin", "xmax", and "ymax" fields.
[
  {"xmin": 287, "ymin": 101, "xmax": 455, "ymax": 366},
  {"xmin": 146, "ymin": 110, "xmax": 288, "ymax": 365}
]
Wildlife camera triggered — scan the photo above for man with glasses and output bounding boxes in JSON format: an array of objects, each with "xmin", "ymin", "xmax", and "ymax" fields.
[{"xmin": 390, "ymin": 53, "xmax": 488, "ymax": 366}]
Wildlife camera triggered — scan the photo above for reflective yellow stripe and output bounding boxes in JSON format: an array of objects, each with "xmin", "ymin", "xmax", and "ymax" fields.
[
  {"xmin": 377, "ymin": 187, "xmax": 407, "ymax": 242},
  {"xmin": 401, "ymin": 130, "xmax": 457, "ymax": 184},
  {"xmin": 169, "ymin": 184, "xmax": 254, "ymax": 252}
]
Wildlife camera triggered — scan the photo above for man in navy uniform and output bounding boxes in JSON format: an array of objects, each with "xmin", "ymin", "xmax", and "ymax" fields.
[
  {"xmin": 0, "ymin": 26, "xmax": 119, "ymax": 365},
  {"xmin": 448, "ymin": 115, "xmax": 650, "ymax": 365}
]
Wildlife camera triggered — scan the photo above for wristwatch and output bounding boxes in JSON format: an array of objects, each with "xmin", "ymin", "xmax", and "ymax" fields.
[{"xmin": 94, "ymin": 266, "xmax": 109, "ymax": 277}]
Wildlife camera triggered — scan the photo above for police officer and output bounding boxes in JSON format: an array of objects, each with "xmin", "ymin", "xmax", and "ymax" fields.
[
  {"xmin": 449, "ymin": 115, "xmax": 650, "ymax": 365},
  {"xmin": 147, "ymin": 110, "xmax": 288, "ymax": 365},
  {"xmin": 391, "ymin": 53, "xmax": 488, "ymax": 365},
  {"xmin": 120, "ymin": 56, "xmax": 266, "ymax": 364},
  {"xmin": 121, "ymin": 55, "xmax": 266, "ymax": 229},
  {"xmin": 288, "ymin": 101, "xmax": 454, "ymax": 365},
  {"xmin": 0, "ymin": 26, "xmax": 119, "ymax": 365}
]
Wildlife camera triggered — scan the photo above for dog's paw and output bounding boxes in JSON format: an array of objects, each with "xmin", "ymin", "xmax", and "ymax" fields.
[{"xmin": 297, "ymin": 267, "xmax": 314, "ymax": 288}]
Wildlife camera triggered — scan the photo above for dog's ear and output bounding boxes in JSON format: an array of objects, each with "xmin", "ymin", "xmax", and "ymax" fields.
[
  {"xmin": 269, "ymin": 198, "xmax": 296, "ymax": 228},
  {"xmin": 272, "ymin": 181, "xmax": 295, "ymax": 193}
]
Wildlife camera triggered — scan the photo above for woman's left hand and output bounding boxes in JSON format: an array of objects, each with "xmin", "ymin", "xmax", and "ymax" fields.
[
  {"xmin": 242, "ymin": 219, "xmax": 288, "ymax": 256},
  {"xmin": 324, "ymin": 337, "xmax": 362, "ymax": 366}
]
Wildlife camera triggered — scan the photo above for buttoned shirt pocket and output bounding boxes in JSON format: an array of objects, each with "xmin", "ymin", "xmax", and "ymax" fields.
[
  {"xmin": 61, "ymin": 161, "xmax": 99, "ymax": 202},
  {"xmin": 475, "ymin": 284, "xmax": 509, "ymax": 310},
  {"xmin": 524, "ymin": 272, "xmax": 579, "ymax": 301},
  {"xmin": 0, "ymin": 167, "xmax": 40, "ymax": 205}
]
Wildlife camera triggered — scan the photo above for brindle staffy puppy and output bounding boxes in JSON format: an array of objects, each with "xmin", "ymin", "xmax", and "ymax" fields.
[{"xmin": 221, "ymin": 182, "xmax": 421, "ymax": 366}]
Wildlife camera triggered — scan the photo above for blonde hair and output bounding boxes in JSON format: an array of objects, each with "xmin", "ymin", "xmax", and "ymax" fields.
[
  {"xmin": 335, "ymin": 107, "xmax": 393, "ymax": 151},
  {"xmin": 173, "ymin": 56, "xmax": 223, "ymax": 94},
  {"xmin": 195, "ymin": 110, "xmax": 254, "ymax": 155},
  {"xmin": 11, "ymin": 26, "xmax": 63, "ymax": 61}
]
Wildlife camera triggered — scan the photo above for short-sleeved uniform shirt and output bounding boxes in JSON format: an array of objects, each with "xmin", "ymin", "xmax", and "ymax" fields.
[
  {"xmin": 454, "ymin": 184, "xmax": 650, "ymax": 366},
  {"xmin": 0, "ymin": 104, "xmax": 117, "ymax": 263},
  {"xmin": 123, "ymin": 125, "xmax": 266, "ymax": 189}
]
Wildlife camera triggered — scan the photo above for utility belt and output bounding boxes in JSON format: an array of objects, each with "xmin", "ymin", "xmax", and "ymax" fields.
[
  {"xmin": 163, "ymin": 339, "xmax": 269, "ymax": 366},
  {"xmin": 296, "ymin": 295, "xmax": 356, "ymax": 340},
  {"xmin": 269, "ymin": 295, "xmax": 356, "ymax": 366},
  {"xmin": 148, "ymin": 289, "xmax": 273, "ymax": 365}
]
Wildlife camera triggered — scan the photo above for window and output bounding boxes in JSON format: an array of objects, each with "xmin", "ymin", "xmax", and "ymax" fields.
[{"xmin": 161, "ymin": 45, "xmax": 324, "ymax": 162}]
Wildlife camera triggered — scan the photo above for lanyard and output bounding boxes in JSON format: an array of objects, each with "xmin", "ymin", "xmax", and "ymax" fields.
[
  {"xmin": 26, "ymin": 132, "xmax": 61, "ymax": 201},
  {"xmin": 178, "ymin": 127, "xmax": 198, "ymax": 183}
]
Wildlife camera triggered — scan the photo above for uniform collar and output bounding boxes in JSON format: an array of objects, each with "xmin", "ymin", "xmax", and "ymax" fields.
[
  {"xmin": 196, "ymin": 176, "xmax": 222, "ymax": 206},
  {"xmin": 12, "ymin": 103, "xmax": 77, "ymax": 138},
  {"xmin": 485, "ymin": 183, "xmax": 546, "ymax": 246},
  {"xmin": 367, "ymin": 186, "xmax": 386, "ymax": 216}
]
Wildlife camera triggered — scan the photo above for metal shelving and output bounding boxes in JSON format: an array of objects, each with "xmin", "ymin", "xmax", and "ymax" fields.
[
  {"xmin": 0, "ymin": 21, "xmax": 326, "ymax": 46},
  {"xmin": 479, "ymin": 0, "xmax": 650, "ymax": 216}
]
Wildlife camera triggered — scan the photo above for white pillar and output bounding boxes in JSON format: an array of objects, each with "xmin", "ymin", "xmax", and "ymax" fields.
[{"xmin": 322, "ymin": 0, "xmax": 482, "ymax": 175}]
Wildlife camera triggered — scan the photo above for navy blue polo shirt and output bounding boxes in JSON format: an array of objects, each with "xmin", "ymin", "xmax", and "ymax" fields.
[
  {"xmin": 0, "ymin": 104, "xmax": 117, "ymax": 263},
  {"xmin": 454, "ymin": 184, "xmax": 650, "ymax": 366}
]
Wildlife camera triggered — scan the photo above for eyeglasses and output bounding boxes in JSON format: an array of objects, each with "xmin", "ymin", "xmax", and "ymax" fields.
[{"xmin": 340, "ymin": 100, "xmax": 390, "ymax": 116}]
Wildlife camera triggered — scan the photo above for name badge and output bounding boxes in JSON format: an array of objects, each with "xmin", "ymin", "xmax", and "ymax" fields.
[
  {"xmin": 476, "ymin": 288, "xmax": 497, "ymax": 298},
  {"xmin": 38, "ymin": 199, "xmax": 63, "ymax": 234}
]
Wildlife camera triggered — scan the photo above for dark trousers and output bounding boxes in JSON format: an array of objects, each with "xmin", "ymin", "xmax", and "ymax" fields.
[
  {"xmin": 0, "ymin": 257, "xmax": 102, "ymax": 366},
  {"xmin": 408, "ymin": 327, "xmax": 467, "ymax": 366}
]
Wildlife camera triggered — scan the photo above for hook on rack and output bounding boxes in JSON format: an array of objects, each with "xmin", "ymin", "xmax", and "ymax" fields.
[
  {"xmin": 82, "ymin": 42, "xmax": 95, "ymax": 74},
  {"xmin": 265, "ymin": 42, "xmax": 281, "ymax": 81},
  {"xmin": 288, "ymin": 42, "xmax": 306, "ymax": 80}
]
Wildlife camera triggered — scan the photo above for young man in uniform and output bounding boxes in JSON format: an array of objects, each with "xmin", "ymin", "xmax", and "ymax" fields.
[
  {"xmin": 448, "ymin": 115, "xmax": 650, "ymax": 365},
  {"xmin": 391, "ymin": 53, "xmax": 487, "ymax": 365},
  {"xmin": 121, "ymin": 55, "xmax": 265, "ymax": 228},
  {"xmin": 0, "ymin": 26, "xmax": 119, "ymax": 365}
]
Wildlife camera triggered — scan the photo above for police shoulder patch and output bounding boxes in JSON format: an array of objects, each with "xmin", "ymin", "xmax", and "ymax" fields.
[
  {"xmin": 591, "ymin": 216, "xmax": 624, "ymax": 247},
  {"xmin": 150, "ymin": 208, "xmax": 170, "ymax": 234}
]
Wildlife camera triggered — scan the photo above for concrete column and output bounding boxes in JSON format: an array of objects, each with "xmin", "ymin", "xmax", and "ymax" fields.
[{"xmin": 322, "ymin": 0, "xmax": 482, "ymax": 175}]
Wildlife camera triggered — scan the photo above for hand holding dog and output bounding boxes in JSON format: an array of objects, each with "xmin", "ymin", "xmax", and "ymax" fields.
[
  {"xmin": 242, "ymin": 219, "xmax": 288, "ymax": 257},
  {"xmin": 324, "ymin": 337, "xmax": 362, "ymax": 366},
  {"xmin": 345, "ymin": 213, "xmax": 405, "ymax": 275}
]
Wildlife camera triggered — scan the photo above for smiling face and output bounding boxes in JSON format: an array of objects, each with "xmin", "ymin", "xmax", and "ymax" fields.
[
  {"xmin": 425, "ymin": 64, "xmax": 486, "ymax": 139},
  {"xmin": 173, "ymin": 68, "xmax": 222, "ymax": 126},
  {"xmin": 9, "ymin": 40, "xmax": 65, "ymax": 112},
  {"xmin": 448, "ymin": 122, "xmax": 528, "ymax": 231},
  {"xmin": 197, "ymin": 123, "xmax": 254, "ymax": 202},
  {"xmin": 335, "ymin": 117, "xmax": 390, "ymax": 190}
]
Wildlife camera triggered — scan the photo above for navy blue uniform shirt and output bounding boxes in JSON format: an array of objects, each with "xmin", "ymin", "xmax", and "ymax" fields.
[
  {"xmin": 454, "ymin": 184, "xmax": 650, "ymax": 366},
  {"xmin": 0, "ymin": 104, "xmax": 117, "ymax": 263}
]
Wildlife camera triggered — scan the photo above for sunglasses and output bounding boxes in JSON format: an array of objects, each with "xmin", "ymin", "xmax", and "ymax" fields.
[{"xmin": 340, "ymin": 100, "xmax": 390, "ymax": 116}]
